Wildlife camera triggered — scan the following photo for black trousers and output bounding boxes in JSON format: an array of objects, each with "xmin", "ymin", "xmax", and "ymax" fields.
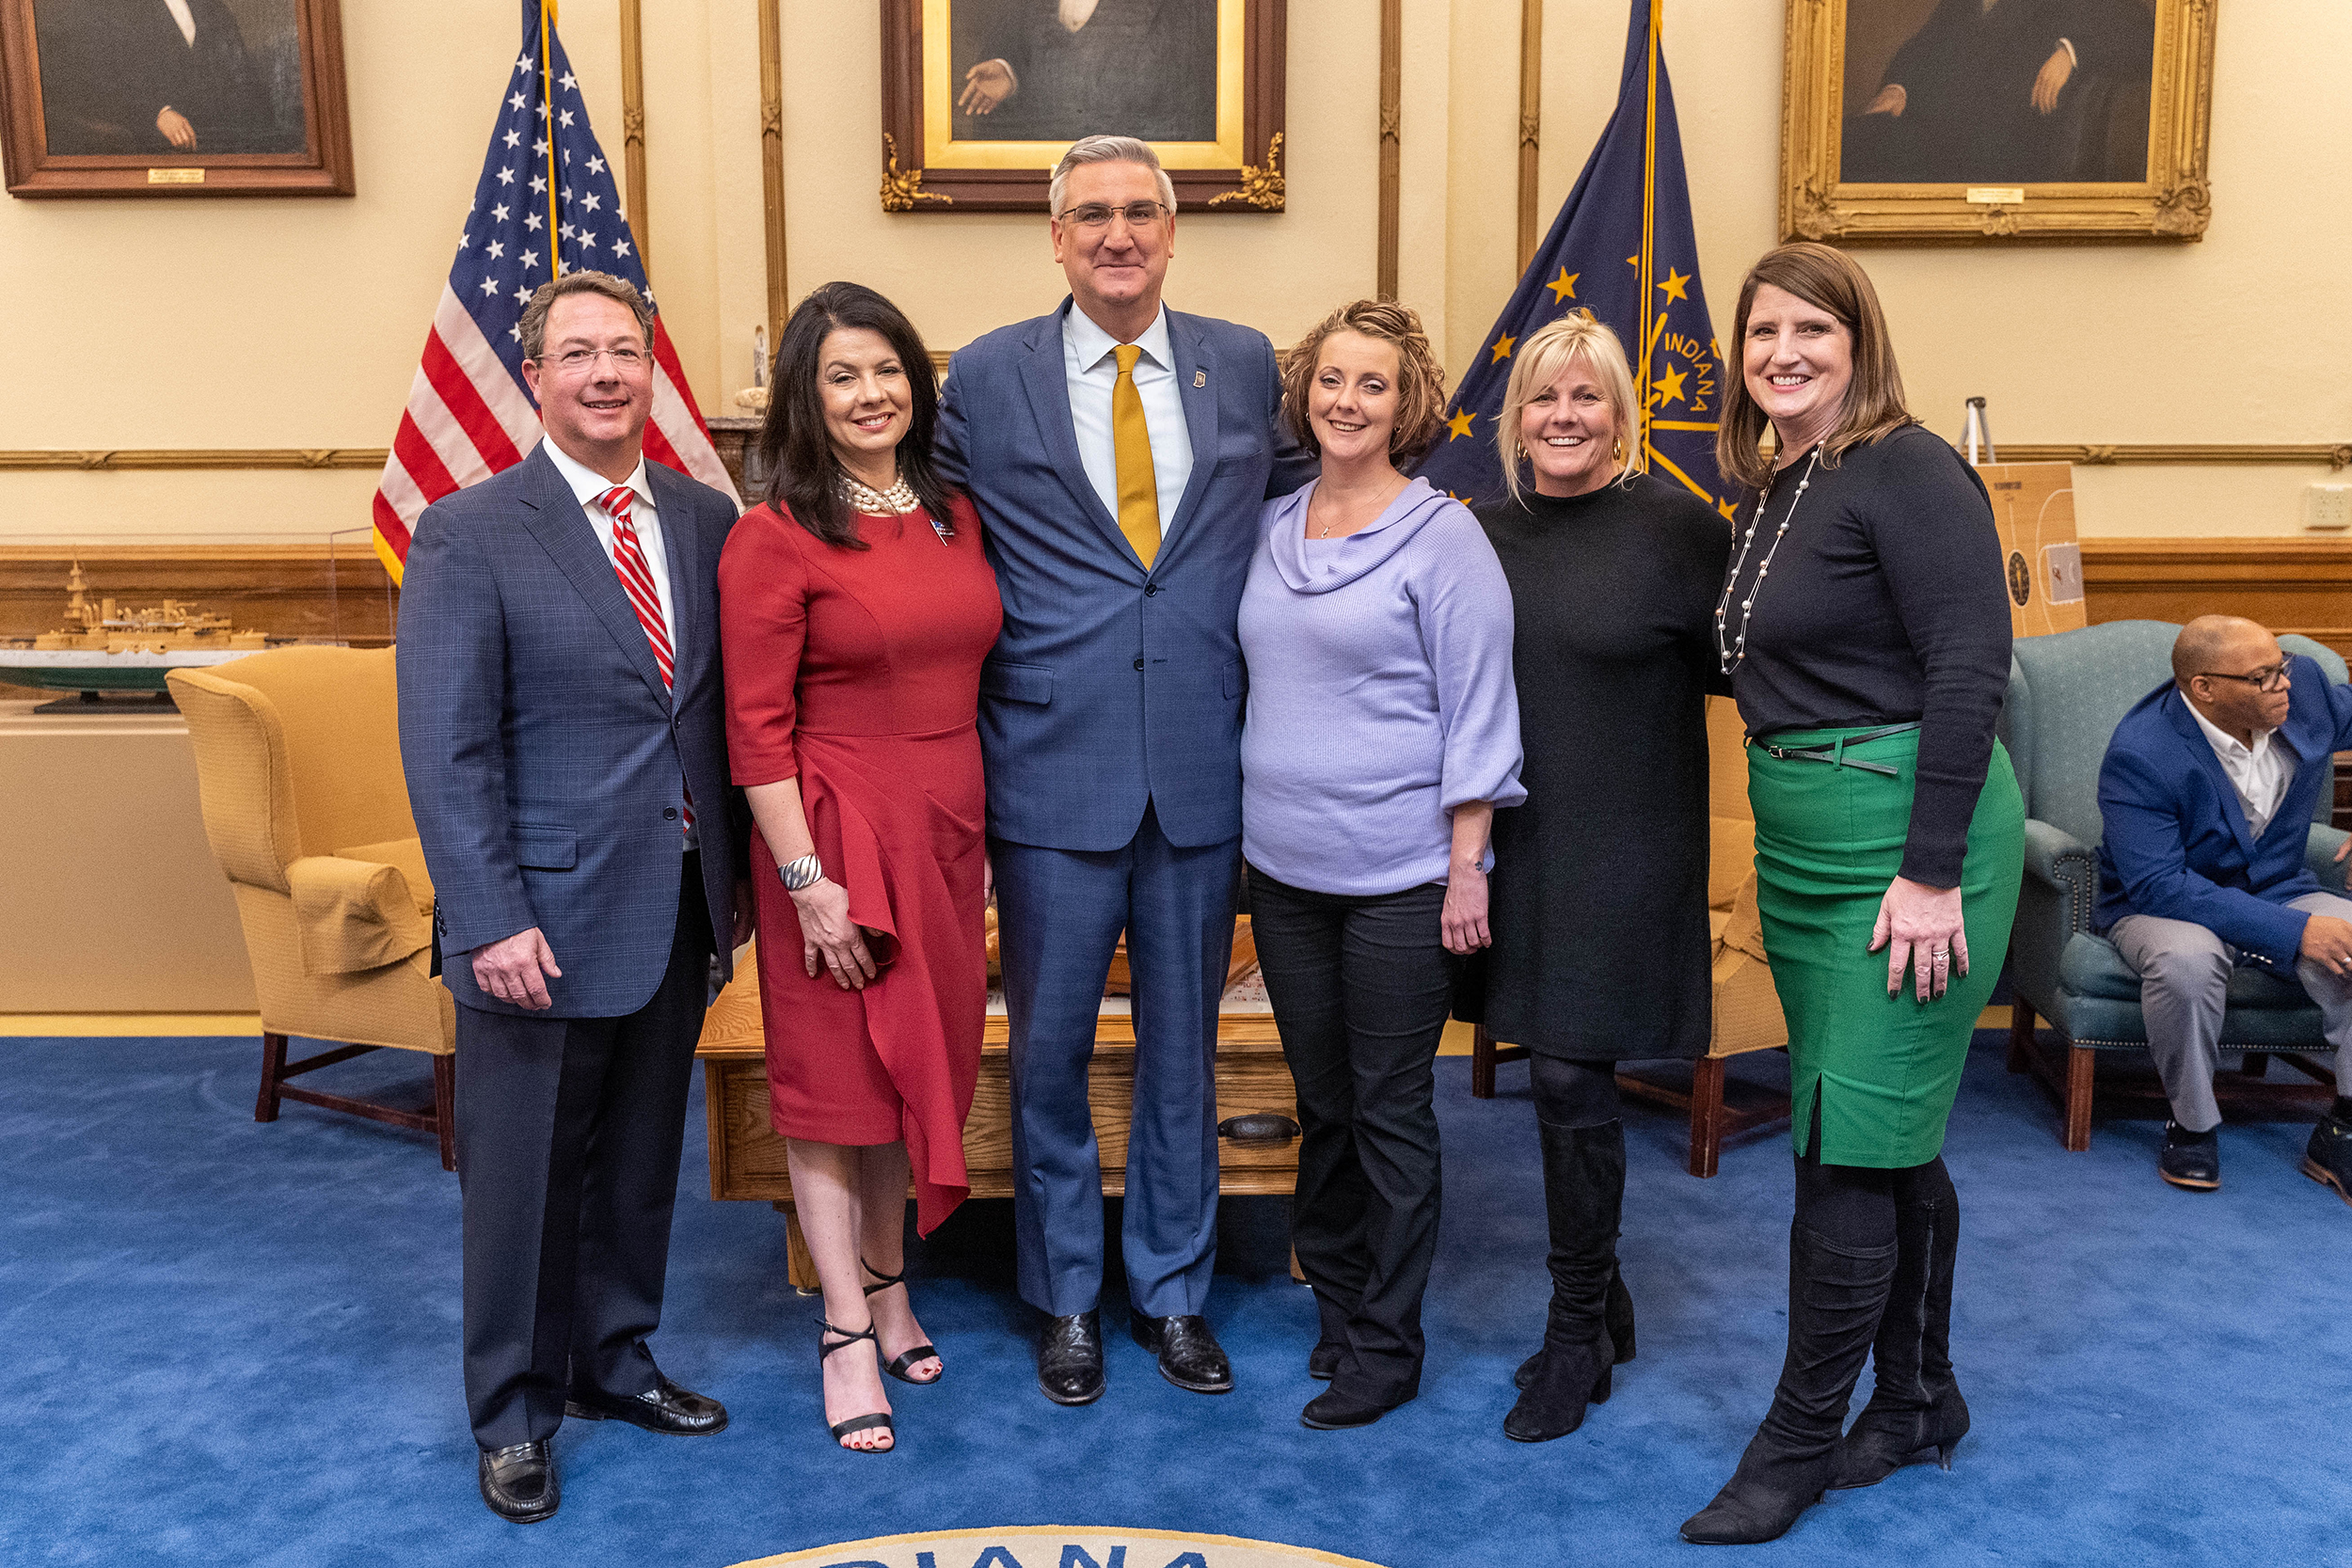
[
  {"xmin": 1248, "ymin": 866, "xmax": 1453, "ymax": 1402},
  {"xmin": 454, "ymin": 855, "xmax": 713, "ymax": 1450}
]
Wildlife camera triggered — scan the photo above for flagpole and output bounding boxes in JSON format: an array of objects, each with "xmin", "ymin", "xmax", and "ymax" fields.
[
  {"xmin": 1637, "ymin": 0, "xmax": 1660, "ymax": 456},
  {"xmin": 542, "ymin": 0, "xmax": 562, "ymax": 275}
]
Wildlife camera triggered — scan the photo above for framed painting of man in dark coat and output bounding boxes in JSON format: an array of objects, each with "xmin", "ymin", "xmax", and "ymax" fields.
[
  {"xmin": 0, "ymin": 0, "xmax": 353, "ymax": 197},
  {"xmin": 1780, "ymin": 0, "xmax": 2214, "ymax": 243},
  {"xmin": 878, "ymin": 0, "xmax": 1286, "ymax": 213}
]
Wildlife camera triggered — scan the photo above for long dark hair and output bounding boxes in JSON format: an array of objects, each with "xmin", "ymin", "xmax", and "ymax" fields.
[
  {"xmin": 757, "ymin": 281, "xmax": 953, "ymax": 548},
  {"xmin": 1714, "ymin": 242, "xmax": 1915, "ymax": 492}
]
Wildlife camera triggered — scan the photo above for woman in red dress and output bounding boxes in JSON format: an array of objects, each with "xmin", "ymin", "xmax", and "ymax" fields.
[{"xmin": 719, "ymin": 282, "xmax": 1002, "ymax": 1454}]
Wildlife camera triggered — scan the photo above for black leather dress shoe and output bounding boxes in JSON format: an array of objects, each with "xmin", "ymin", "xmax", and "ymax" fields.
[
  {"xmin": 478, "ymin": 1440, "xmax": 558, "ymax": 1523},
  {"xmin": 1307, "ymin": 1340, "xmax": 1346, "ymax": 1381},
  {"xmin": 565, "ymin": 1373, "xmax": 729, "ymax": 1434},
  {"xmin": 2303, "ymin": 1112, "xmax": 2352, "ymax": 1208},
  {"xmin": 1133, "ymin": 1313, "xmax": 1232, "ymax": 1394},
  {"xmin": 1300, "ymin": 1384, "xmax": 1411, "ymax": 1430},
  {"xmin": 1037, "ymin": 1310, "xmax": 1104, "ymax": 1405},
  {"xmin": 2159, "ymin": 1120, "xmax": 2220, "ymax": 1191}
]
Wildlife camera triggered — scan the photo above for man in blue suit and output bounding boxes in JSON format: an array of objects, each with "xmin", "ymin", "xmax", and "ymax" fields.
[
  {"xmin": 397, "ymin": 274, "xmax": 747, "ymax": 1521},
  {"xmin": 2097, "ymin": 615, "xmax": 2352, "ymax": 1198},
  {"xmin": 937, "ymin": 135, "xmax": 1313, "ymax": 1403}
]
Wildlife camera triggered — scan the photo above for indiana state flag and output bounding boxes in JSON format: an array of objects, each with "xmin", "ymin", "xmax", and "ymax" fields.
[{"xmin": 1418, "ymin": 0, "xmax": 1732, "ymax": 520}]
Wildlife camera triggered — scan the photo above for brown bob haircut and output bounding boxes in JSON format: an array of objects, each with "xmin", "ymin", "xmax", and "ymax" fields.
[
  {"xmin": 517, "ymin": 270, "xmax": 655, "ymax": 362},
  {"xmin": 1714, "ymin": 241, "xmax": 1915, "ymax": 492},
  {"xmin": 1280, "ymin": 299, "xmax": 1448, "ymax": 469}
]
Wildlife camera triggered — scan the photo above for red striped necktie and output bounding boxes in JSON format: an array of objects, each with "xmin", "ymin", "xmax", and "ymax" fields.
[{"xmin": 597, "ymin": 483, "xmax": 691, "ymax": 832}]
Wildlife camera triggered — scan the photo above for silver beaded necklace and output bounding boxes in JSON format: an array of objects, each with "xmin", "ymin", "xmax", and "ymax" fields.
[
  {"xmin": 837, "ymin": 469, "xmax": 954, "ymax": 543},
  {"xmin": 1714, "ymin": 445, "xmax": 1822, "ymax": 674}
]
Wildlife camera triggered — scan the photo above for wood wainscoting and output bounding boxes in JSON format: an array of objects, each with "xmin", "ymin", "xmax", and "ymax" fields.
[{"xmin": 2079, "ymin": 537, "xmax": 2352, "ymax": 662}]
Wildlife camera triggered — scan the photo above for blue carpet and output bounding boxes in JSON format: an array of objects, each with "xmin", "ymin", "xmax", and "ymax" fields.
[{"xmin": 3, "ymin": 1032, "xmax": 2347, "ymax": 1568}]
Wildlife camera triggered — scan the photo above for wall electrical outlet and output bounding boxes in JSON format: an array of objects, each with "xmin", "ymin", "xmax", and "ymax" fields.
[{"xmin": 2305, "ymin": 483, "xmax": 2352, "ymax": 531}]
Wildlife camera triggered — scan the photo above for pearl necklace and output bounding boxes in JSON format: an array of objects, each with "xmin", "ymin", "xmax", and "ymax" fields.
[
  {"xmin": 837, "ymin": 469, "xmax": 954, "ymax": 543},
  {"xmin": 1714, "ymin": 446, "xmax": 1821, "ymax": 674}
]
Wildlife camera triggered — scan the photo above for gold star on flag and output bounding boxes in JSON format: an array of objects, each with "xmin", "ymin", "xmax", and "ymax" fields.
[
  {"xmin": 1544, "ymin": 267, "xmax": 1580, "ymax": 303},
  {"xmin": 1490, "ymin": 332, "xmax": 1517, "ymax": 363},
  {"xmin": 1652, "ymin": 363, "xmax": 1689, "ymax": 404},
  {"xmin": 1717, "ymin": 497, "xmax": 1740, "ymax": 522},
  {"xmin": 1659, "ymin": 267, "xmax": 1692, "ymax": 302},
  {"xmin": 1445, "ymin": 408, "xmax": 1476, "ymax": 442}
]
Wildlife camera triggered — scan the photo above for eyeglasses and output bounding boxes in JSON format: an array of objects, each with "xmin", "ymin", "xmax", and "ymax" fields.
[
  {"xmin": 1057, "ymin": 200, "xmax": 1170, "ymax": 230},
  {"xmin": 541, "ymin": 346, "xmax": 647, "ymax": 373},
  {"xmin": 2198, "ymin": 662, "xmax": 2290, "ymax": 692}
]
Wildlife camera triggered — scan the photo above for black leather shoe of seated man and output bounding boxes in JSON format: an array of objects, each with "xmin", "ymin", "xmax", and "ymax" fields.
[
  {"xmin": 1133, "ymin": 1313, "xmax": 1232, "ymax": 1394},
  {"xmin": 2159, "ymin": 1120, "xmax": 2220, "ymax": 1191},
  {"xmin": 478, "ymin": 1440, "xmax": 558, "ymax": 1524},
  {"xmin": 2301, "ymin": 1112, "xmax": 2352, "ymax": 1209},
  {"xmin": 1038, "ymin": 1310, "xmax": 1105, "ymax": 1405},
  {"xmin": 565, "ymin": 1373, "xmax": 729, "ymax": 1434}
]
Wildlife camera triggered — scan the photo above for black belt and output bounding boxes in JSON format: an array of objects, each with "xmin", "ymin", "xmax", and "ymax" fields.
[{"xmin": 1749, "ymin": 721, "xmax": 1922, "ymax": 778}]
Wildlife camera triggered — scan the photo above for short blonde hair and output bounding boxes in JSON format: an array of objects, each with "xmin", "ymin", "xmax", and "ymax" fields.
[
  {"xmin": 1494, "ymin": 311, "xmax": 1642, "ymax": 503},
  {"xmin": 1048, "ymin": 135, "xmax": 1177, "ymax": 217},
  {"xmin": 1279, "ymin": 299, "xmax": 1448, "ymax": 469}
]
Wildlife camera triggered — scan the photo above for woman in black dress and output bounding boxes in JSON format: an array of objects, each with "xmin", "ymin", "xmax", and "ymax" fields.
[{"xmin": 1474, "ymin": 312, "xmax": 1731, "ymax": 1443}]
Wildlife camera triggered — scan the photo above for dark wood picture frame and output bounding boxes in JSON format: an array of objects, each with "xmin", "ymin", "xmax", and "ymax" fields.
[
  {"xmin": 879, "ymin": 0, "xmax": 1285, "ymax": 214},
  {"xmin": 1, "ymin": 0, "xmax": 354, "ymax": 198}
]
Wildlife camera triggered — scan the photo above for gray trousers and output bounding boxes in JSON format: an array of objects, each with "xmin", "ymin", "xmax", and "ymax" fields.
[{"xmin": 2109, "ymin": 891, "xmax": 2352, "ymax": 1132}]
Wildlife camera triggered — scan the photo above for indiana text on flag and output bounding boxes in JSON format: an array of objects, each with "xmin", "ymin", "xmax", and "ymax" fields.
[
  {"xmin": 1417, "ymin": 0, "xmax": 1732, "ymax": 521},
  {"xmin": 371, "ymin": 0, "xmax": 736, "ymax": 582}
]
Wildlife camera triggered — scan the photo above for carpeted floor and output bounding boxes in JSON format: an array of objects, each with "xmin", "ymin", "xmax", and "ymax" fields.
[{"xmin": 3, "ymin": 1031, "xmax": 2346, "ymax": 1568}]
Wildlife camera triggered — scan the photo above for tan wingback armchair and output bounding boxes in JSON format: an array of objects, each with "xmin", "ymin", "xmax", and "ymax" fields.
[
  {"xmin": 167, "ymin": 646, "xmax": 457, "ymax": 1168},
  {"xmin": 1471, "ymin": 697, "xmax": 1792, "ymax": 1176}
]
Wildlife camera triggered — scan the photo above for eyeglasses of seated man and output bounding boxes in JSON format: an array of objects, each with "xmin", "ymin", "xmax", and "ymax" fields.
[{"xmin": 2196, "ymin": 661, "xmax": 2291, "ymax": 693}]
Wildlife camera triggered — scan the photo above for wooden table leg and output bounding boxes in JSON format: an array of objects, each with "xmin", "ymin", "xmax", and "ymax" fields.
[{"xmin": 774, "ymin": 1201, "xmax": 819, "ymax": 1293}]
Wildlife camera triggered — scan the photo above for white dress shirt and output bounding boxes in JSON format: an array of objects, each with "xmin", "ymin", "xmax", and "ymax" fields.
[
  {"xmin": 2187, "ymin": 701, "xmax": 2296, "ymax": 839},
  {"xmin": 1063, "ymin": 303, "xmax": 1193, "ymax": 547},
  {"xmin": 162, "ymin": 0, "xmax": 198, "ymax": 47},
  {"xmin": 543, "ymin": 438, "xmax": 692, "ymax": 847},
  {"xmin": 542, "ymin": 437, "xmax": 677, "ymax": 648}
]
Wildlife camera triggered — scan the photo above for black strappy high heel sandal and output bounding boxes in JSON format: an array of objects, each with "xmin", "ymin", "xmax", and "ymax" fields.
[
  {"xmin": 818, "ymin": 1322, "xmax": 895, "ymax": 1452},
  {"xmin": 860, "ymin": 1258, "xmax": 942, "ymax": 1385}
]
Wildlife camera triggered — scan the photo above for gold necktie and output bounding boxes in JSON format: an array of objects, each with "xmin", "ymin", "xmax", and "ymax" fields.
[{"xmin": 1111, "ymin": 342, "xmax": 1162, "ymax": 568}]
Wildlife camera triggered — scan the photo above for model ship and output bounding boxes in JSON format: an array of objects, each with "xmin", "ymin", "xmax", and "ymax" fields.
[{"xmin": 0, "ymin": 562, "xmax": 276, "ymax": 696}]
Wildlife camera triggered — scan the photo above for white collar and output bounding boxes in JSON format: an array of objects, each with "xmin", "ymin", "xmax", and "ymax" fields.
[
  {"xmin": 2185, "ymin": 697, "xmax": 2272, "ymax": 764},
  {"xmin": 542, "ymin": 436, "xmax": 652, "ymax": 513},
  {"xmin": 1065, "ymin": 301, "xmax": 1174, "ymax": 373}
]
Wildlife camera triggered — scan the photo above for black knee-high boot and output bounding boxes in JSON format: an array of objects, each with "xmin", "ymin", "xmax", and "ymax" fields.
[
  {"xmin": 1830, "ymin": 1183, "xmax": 1967, "ymax": 1487},
  {"xmin": 1502, "ymin": 1117, "xmax": 1628, "ymax": 1442},
  {"xmin": 1679, "ymin": 1220, "xmax": 1898, "ymax": 1544}
]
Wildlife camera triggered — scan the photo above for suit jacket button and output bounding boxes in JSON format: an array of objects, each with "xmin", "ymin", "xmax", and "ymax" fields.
[
  {"xmin": 663, "ymin": 807, "xmax": 679, "ymax": 820},
  {"xmin": 1144, "ymin": 583, "xmax": 1159, "ymax": 595},
  {"xmin": 1134, "ymin": 658, "xmax": 1145, "ymax": 671}
]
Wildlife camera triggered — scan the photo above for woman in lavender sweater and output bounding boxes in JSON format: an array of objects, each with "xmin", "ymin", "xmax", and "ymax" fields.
[{"xmin": 1239, "ymin": 299, "xmax": 1525, "ymax": 1432}]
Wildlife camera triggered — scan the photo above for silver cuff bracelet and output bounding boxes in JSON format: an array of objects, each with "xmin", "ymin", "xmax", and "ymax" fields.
[{"xmin": 778, "ymin": 853, "xmax": 824, "ymax": 892}]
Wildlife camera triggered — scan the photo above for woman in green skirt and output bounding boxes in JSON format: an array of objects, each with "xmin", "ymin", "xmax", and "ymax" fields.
[{"xmin": 1679, "ymin": 242, "xmax": 2026, "ymax": 1546}]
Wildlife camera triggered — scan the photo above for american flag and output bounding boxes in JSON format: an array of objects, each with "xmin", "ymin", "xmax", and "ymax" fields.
[{"xmin": 371, "ymin": 0, "xmax": 737, "ymax": 581}]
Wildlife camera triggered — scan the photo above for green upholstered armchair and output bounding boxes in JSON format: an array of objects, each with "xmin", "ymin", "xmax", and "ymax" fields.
[{"xmin": 2000, "ymin": 621, "xmax": 2351, "ymax": 1150}]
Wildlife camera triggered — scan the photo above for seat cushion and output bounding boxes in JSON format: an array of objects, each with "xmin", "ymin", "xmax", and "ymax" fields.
[{"xmin": 2059, "ymin": 931, "xmax": 2319, "ymax": 1008}]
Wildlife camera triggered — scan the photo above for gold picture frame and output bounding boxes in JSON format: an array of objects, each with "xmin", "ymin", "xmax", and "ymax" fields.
[
  {"xmin": 879, "ymin": 0, "xmax": 1286, "ymax": 213},
  {"xmin": 1780, "ymin": 0, "xmax": 2216, "ymax": 244}
]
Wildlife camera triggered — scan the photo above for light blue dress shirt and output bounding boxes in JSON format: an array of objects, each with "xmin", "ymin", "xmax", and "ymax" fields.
[{"xmin": 1061, "ymin": 302, "xmax": 1193, "ymax": 546}]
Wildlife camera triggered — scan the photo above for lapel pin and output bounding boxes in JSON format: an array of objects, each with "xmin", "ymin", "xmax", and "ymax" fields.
[{"xmin": 1194, "ymin": 370, "xmax": 1207, "ymax": 388}]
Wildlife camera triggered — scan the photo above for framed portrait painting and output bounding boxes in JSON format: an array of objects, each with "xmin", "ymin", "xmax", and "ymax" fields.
[
  {"xmin": 1780, "ymin": 0, "xmax": 2216, "ymax": 243},
  {"xmin": 0, "ymin": 0, "xmax": 353, "ymax": 197},
  {"xmin": 878, "ymin": 0, "xmax": 1286, "ymax": 213}
]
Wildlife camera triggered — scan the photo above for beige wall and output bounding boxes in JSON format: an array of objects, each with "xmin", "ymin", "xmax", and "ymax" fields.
[{"xmin": 3, "ymin": 0, "xmax": 2345, "ymax": 546}]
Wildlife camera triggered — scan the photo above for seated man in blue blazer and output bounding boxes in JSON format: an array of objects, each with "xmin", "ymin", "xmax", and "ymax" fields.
[
  {"xmin": 2097, "ymin": 615, "xmax": 2352, "ymax": 1197},
  {"xmin": 937, "ymin": 135, "xmax": 1313, "ymax": 1404}
]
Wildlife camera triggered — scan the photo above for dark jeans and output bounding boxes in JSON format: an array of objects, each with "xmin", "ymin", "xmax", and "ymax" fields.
[
  {"xmin": 1248, "ymin": 865, "xmax": 1453, "ymax": 1403},
  {"xmin": 454, "ymin": 854, "xmax": 713, "ymax": 1449}
]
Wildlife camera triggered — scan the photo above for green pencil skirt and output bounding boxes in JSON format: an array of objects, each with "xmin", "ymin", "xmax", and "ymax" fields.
[{"xmin": 1747, "ymin": 723, "xmax": 2026, "ymax": 1169}]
